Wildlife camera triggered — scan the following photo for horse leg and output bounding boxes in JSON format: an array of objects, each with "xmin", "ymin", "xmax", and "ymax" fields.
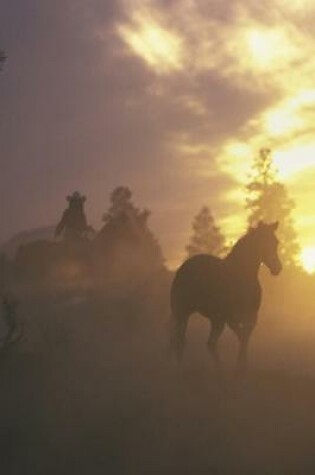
[
  {"xmin": 230, "ymin": 321, "xmax": 255, "ymax": 370},
  {"xmin": 207, "ymin": 318, "xmax": 225, "ymax": 367},
  {"xmin": 170, "ymin": 312, "xmax": 189, "ymax": 364}
]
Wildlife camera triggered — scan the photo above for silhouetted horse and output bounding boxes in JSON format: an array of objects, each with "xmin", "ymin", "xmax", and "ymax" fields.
[{"xmin": 170, "ymin": 222, "xmax": 282, "ymax": 368}]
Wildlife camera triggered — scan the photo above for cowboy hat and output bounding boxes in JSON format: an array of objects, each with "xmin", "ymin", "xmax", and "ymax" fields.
[{"xmin": 66, "ymin": 191, "xmax": 86, "ymax": 202}]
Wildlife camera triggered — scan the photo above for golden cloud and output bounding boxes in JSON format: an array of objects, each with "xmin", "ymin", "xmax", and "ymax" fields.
[{"xmin": 117, "ymin": 8, "xmax": 184, "ymax": 73}]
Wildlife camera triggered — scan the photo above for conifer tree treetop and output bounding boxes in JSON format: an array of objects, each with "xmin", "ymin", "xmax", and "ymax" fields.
[
  {"xmin": 186, "ymin": 206, "xmax": 226, "ymax": 258},
  {"xmin": 246, "ymin": 148, "xmax": 300, "ymax": 267}
]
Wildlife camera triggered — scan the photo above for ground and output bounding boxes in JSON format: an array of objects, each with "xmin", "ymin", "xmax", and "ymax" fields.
[{"xmin": 0, "ymin": 290, "xmax": 315, "ymax": 474}]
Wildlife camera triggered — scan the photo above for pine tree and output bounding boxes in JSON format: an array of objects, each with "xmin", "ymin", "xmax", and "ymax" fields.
[
  {"xmin": 246, "ymin": 148, "xmax": 300, "ymax": 267},
  {"xmin": 102, "ymin": 187, "xmax": 149, "ymax": 229},
  {"xmin": 186, "ymin": 206, "xmax": 226, "ymax": 258},
  {"xmin": 98, "ymin": 186, "xmax": 164, "ymax": 270}
]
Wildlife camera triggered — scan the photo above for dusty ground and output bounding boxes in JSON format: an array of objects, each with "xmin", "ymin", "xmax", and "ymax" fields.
[{"xmin": 1, "ymin": 293, "xmax": 315, "ymax": 475}]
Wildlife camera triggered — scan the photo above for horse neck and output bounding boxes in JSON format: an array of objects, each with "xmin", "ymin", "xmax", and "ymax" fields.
[{"xmin": 225, "ymin": 235, "xmax": 261, "ymax": 278}]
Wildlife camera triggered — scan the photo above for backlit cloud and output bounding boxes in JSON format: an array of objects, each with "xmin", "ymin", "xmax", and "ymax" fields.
[{"xmin": 118, "ymin": 8, "xmax": 184, "ymax": 73}]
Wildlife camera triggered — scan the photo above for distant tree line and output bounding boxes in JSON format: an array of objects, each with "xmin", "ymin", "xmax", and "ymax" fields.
[{"xmin": 0, "ymin": 147, "xmax": 301, "ymax": 292}]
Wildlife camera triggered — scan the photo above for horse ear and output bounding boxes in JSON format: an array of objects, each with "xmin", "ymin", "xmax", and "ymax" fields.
[{"xmin": 270, "ymin": 221, "xmax": 279, "ymax": 231}]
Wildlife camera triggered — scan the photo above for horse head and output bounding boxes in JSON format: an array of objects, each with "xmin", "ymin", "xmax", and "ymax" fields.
[{"xmin": 255, "ymin": 221, "xmax": 282, "ymax": 275}]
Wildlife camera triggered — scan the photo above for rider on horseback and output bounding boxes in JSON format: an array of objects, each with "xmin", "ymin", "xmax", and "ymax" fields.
[{"xmin": 55, "ymin": 191, "xmax": 91, "ymax": 243}]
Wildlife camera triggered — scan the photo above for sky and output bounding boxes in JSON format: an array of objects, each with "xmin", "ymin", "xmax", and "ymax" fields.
[{"xmin": 1, "ymin": 0, "xmax": 315, "ymax": 267}]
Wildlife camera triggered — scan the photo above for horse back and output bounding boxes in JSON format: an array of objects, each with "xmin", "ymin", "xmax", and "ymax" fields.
[
  {"xmin": 171, "ymin": 253, "xmax": 261, "ymax": 318},
  {"xmin": 171, "ymin": 254, "xmax": 224, "ymax": 313}
]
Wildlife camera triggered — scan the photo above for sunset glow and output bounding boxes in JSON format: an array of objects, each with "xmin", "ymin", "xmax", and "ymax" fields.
[
  {"xmin": 300, "ymin": 247, "xmax": 315, "ymax": 274},
  {"xmin": 273, "ymin": 144, "xmax": 315, "ymax": 180},
  {"xmin": 118, "ymin": 12, "xmax": 183, "ymax": 73},
  {"xmin": 245, "ymin": 28, "xmax": 297, "ymax": 71}
]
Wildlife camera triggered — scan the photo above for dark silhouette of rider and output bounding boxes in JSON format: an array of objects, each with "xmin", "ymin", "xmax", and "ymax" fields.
[{"xmin": 55, "ymin": 191, "xmax": 89, "ymax": 242}]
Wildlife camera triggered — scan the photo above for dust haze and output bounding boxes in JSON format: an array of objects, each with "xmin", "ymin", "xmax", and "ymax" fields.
[{"xmin": 1, "ymin": 239, "xmax": 315, "ymax": 474}]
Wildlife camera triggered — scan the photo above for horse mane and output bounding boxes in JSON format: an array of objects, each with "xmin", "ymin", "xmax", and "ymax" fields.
[{"xmin": 226, "ymin": 227, "xmax": 258, "ymax": 261}]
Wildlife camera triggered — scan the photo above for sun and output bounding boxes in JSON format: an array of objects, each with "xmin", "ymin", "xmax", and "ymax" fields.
[
  {"xmin": 245, "ymin": 27, "xmax": 297, "ymax": 71},
  {"xmin": 300, "ymin": 247, "xmax": 315, "ymax": 274}
]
